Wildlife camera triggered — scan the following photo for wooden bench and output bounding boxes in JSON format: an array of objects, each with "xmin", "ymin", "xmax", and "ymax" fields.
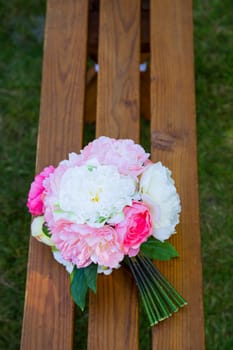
[{"xmin": 20, "ymin": 0, "xmax": 205, "ymax": 349}]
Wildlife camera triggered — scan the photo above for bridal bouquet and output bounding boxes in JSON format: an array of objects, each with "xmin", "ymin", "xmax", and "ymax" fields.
[{"xmin": 27, "ymin": 136, "xmax": 187, "ymax": 326}]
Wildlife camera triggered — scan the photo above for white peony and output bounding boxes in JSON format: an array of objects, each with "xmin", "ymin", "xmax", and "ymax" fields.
[
  {"xmin": 58, "ymin": 160, "xmax": 136, "ymax": 227},
  {"xmin": 140, "ymin": 162, "xmax": 181, "ymax": 241}
]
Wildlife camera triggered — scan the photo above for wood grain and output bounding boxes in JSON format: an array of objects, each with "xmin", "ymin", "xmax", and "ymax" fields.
[
  {"xmin": 95, "ymin": 0, "xmax": 140, "ymax": 140},
  {"xmin": 88, "ymin": 1, "xmax": 140, "ymax": 349},
  {"xmin": 88, "ymin": 0, "xmax": 149, "ymax": 58},
  {"xmin": 20, "ymin": 1, "xmax": 88, "ymax": 349},
  {"xmin": 150, "ymin": 0, "xmax": 205, "ymax": 349}
]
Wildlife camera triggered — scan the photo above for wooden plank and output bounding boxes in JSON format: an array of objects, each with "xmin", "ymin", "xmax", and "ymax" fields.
[
  {"xmin": 150, "ymin": 0, "xmax": 205, "ymax": 349},
  {"xmin": 95, "ymin": 0, "xmax": 140, "ymax": 140},
  {"xmin": 88, "ymin": 0, "xmax": 149, "ymax": 58},
  {"xmin": 88, "ymin": 1, "xmax": 140, "ymax": 349},
  {"xmin": 20, "ymin": 1, "xmax": 88, "ymax": 349}
]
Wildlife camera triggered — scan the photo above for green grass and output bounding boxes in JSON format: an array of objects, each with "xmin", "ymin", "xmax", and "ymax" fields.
[
  {"xmin": 0, "ymin": 0, "xmax": 232, "ymax": 349},
  {"xmin": 194, "ymin": 1, "xmax": 233, "ymax": 348}
]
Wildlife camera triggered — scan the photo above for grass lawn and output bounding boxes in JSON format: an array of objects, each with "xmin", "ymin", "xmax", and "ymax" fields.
[{"xmin": 0, "ymin": 0, "xmax": 232, "ymax": 349}]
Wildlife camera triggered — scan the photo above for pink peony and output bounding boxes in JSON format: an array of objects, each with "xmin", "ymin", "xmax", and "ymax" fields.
[
  {"xmin": 43, "ymin": 163, "xmax": 69, "ymax": 229},
  {"xmin": 115, "ymin": 201, "xmax": 152, "ymax": 257},
  {"xmin": 27, "ymin": 166, "xmax": 55, "ymax": 216},
  {"xmin": 89, "ymin": 225, "xmax": 124, "ymax": 268},
  {"xmin": 81, "ymin": 136, "xmax": 149, "ymax": 177},
  {"xmin": 51, "ymin": 220, "xmax": 93, "ymax": 268},
  {"xmin": 51, "ymin": 220, "xmax": 124, "ymax": 269}
]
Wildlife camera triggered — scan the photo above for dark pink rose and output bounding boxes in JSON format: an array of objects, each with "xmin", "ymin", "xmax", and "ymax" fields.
[
  {"xmin": 115, "ymin": 201, "xmax": 152, "ymax": 257},
  {"xmin": 27, "ymin": 166, "xmax": 55, "ymax": 216}
]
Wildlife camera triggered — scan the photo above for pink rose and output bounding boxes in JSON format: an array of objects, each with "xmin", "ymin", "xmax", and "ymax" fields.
[
  {"xmin": 115, "ymin": 201, "xmax": 152, "ymax": 257},
  {"xmin": 27, "ymin": 166, "xmax": 55, "ymax": 216}
]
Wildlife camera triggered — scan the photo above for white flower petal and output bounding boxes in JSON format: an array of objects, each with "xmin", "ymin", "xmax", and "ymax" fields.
[
  {"xmin": 58, "ymin": 162, "xmax": 136, "ymax": 226},
  {"xmin": 140, "ymin": 162, "xmax": 181, "ymax": 241},
  {"xmin": 53, "ymin": 251, "xmax": 74, "ymax": 274},
  {"xmin": 97, "ymin": 264, "xmax": 121, "ymax": 275}
]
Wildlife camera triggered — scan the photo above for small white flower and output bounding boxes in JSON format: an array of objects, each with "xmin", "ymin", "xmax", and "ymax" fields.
[
  {"xmin": 97, "ymin": 264, "xmax": 121, "ymax": 275},
  {"xmin": 31, "ymin": 216, "xmax": 53, "ymax": 246},
  {"xmin": 140, "ymin": 162, "xmax": 181, "ymax": 241}
]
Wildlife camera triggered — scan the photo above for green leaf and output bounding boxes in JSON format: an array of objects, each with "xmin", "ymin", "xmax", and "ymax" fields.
[
  {"xmin": 70, "ymin": 264, "xmax": 98, "ymax": 310},
  {"xmin": 42, "ymin": 224, "xmax": 51, "ymax": 237},
  {"xmin": 98, "ymin": 216, "xmax": 106, "ymax": 224},
  {"xmin": 141, "ymin": 237, "xmax": 179, "ymax": 261},
  {"xmin": 87, "ymin": 165, "xmax": 96, "ymax": 171},
  {"xmin": 51, "ymin": 246, "xmax": 59, "ymax": 252},
  {"xmin": 70, "ymin": 267, "xmax": 88, "ymax": 311},
  {"xmin": 84, "ymin": 263, "xmax": 98, "ymax": 293}
]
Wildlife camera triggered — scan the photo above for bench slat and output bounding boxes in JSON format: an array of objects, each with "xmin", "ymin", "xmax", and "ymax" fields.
[
  {"xmin": 150, "ymin": 0, "xmax": 205, "ymax": 349},
  {"xmin": 88, "ymin": 1, "xmax": 140, "ymax": 349},
  {"xmin": 21, "ymin": 1, "xmax": 205, "ymax": 348},
  {"xmin": 20, "ymin": 1, "xmax": 88, "ymax": 349},
  {"xmin": 95, "ymin": 0, "xmax": 140, "ymax": 140}
]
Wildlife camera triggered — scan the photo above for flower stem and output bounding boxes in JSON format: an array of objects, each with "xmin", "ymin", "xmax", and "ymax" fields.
[
  {"xmin": 127, "ymin": 256, "xmax": 158, "ymax": 325},
  {"xmin": 125, "ymin": 254, "xmax": 187, "ymax": 326},
  {"xmin": 142, "ymin": 256, "xmax": 187, "ymax": 307},
  {"xmin": 126, "ymin": 256, "xmax": 167, "ymax": 326}
]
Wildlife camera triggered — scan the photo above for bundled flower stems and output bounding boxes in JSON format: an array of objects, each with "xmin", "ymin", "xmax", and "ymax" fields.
[{"xmin": 27, "ymin": 136, "xmax": 187, "ymax": 326}]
